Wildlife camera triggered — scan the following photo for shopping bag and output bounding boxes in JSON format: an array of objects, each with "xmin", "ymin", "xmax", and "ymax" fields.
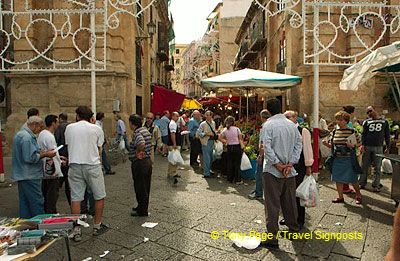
[
  {"xmin": 381, "ymin": 158, "xmax": 393, "ymax": 174},
  {"xmin": 296, "ymin": 175, "xmax": 319, "ymax": 208},
  {"xmin": 118, "ymin": 138, "xmax": 126, "ymax": 151},
  {"xmin": 213, "ymin": 141, "xmax": 224, "ymax": 159},
  {"xmin": 240, "ymin": 153, "xmax": 252, "ymax": 171},
  {"xmin": 168, "ymin": 149, "xmax": 184, "ymax": 166}
]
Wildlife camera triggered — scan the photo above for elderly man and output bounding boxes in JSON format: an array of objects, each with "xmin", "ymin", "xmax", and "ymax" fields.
[
  {"xmin": 12, "ymin": 116, "xmax": 56, "ymax": 218},
  {"xmin": 283, "ymin": 110, "xmax": 314, "ymax": 229},
  {"xmin": 159, "ymin": 111, "xmax": 171, "ymax": 156},
  {"xmin": 197, "ymin": 111, "xmax": 217, "ymax": 178},
  {"xmin": 260, "ymin": 99, "xmax": 302, "ymax": 248},
  {"xmin": 143, "ymin": 112, "xmax": 162, "ymax": 162},
  {"xmin": 129, "ymin": 114, "xmax": 153, "ymax": 217},
  {"xmin": 188, "ymin": 110, "xmax": 202, "ymax": 167},
  {"xmin": 167, "ymin": 112, "xmax": 183, "ymax": 184}
]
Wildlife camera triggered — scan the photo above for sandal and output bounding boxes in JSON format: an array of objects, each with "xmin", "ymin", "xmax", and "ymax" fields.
[
  {"xmin": 355, "ymin": 197, "xmax": 362, "ymax": 205},
  {"xmin": 332, "ymin": 198, "xmax": 345, "ymax": 203}
]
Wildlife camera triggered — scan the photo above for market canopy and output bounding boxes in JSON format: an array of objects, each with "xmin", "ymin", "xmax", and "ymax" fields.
[
  {"xmin": 340, "ymin": 41, "xmax": 400, "ymax": 91},
  {"xmin": 181, "ymin": 98, "xmax": 202, "ymax": 110},
  {"xmin": 200, "ymin": 68, "xmax": 302, "ymax": 92}
]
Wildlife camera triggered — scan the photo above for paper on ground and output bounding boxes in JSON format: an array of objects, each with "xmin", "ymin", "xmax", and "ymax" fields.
[
  {"xmin": 99, "ymin": 251, "xmax": 110, "ymax": 258},
  {"xmin": 229, "ymin": 233, "xmax": 261, "ymax": 250},
  {"xmin": 82, "ymin": 257, "xmax": 92, "ymax": 261},
  {"xmin": 141, "ymin": 222, "xmax": 158, "ymax": 228},
  {"xmin": 143, "ymin": 237, "xmax": 149, "ymax": 242}
]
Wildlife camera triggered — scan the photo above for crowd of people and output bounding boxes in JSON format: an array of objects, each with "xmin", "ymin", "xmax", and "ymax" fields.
[{"xmin": 8, "ymin": 99, "xmax": 399, "ymax": 256}]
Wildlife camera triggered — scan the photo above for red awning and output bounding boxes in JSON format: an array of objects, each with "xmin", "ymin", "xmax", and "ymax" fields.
[
  {"xmin": 151, "ymin": 85, "xmax": 185, "ymax": 114},
  {"xmin": 198, "ymin": 96, "xmax": 240, "ymax": 106}
]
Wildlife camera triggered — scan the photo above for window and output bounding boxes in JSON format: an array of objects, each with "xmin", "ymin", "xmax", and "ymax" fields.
[
  {"xmin": 277, "ymin": 1, "xmax": 286, "ymax": 11},
  {"xmin": 279, "ymin": 31, "xmax": 286, "ymax": 63},
  {"xmin": 136, "ymin": 96, "xmax": 142, "ymax": 116},
  {"xmin": 176, "ymin": 49, "xmax": 180, "ymax": 54},
  {"xmin": 136, "ymin": 0, "xmax": 144, "ymax": 29},
  {"xmin": 176, "ymin": 59, "xmax": 180, "ymax": 64},
  {"xmin": 136, "ymin": 43, "xmax": 142, "ymax": 85}
]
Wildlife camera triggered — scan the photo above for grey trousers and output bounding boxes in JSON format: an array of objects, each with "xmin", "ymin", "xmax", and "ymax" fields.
[
  {"xmin": 263, "ymin": 173, "xmax": 298, "ymax": 239},
  {"xmin": 359, "ymin": 146, "xmax": 383, "ymax": 187}
]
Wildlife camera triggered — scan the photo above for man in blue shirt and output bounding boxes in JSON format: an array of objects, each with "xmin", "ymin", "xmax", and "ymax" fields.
[
  {"xmin": 188, "ymin": 110, "xmax": 202, "ymax": 167},
  {"xmin": 12, "ymin": 116, "xmax": 56, "ymax": 218},
  {"xmin": 260, "ymin": 98, "xmax": 302, "ymax": 248},
  {"xmin": 159, "ymin": 111, "xmax": 171, "ymax": 156}
]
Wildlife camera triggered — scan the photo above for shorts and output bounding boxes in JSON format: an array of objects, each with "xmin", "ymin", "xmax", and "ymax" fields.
[
  {"xmin": 68, "ymin": 164, "xmax": 106, "ymax": 201},
  {"xmin": 161, "ymin": 135, "xmax": 169, "ymax": 145}
]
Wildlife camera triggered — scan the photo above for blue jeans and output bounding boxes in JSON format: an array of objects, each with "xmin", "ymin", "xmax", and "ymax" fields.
[
  {"xmin": 255, "ymin": 163, "xmax": 264, "ymax": 197},
  {"xmin": 18, "ymin": 179, "xmax": 44, "ymax": 219},
  {"xmin": 360, "ymin": 146, "xmax": 383, "ymax": 187},
  {"xmin": 202, "ymin": 140, "xmax": 214, "ymax": 177}
]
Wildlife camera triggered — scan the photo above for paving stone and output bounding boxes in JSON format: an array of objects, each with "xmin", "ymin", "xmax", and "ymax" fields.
[
  {"xmin": 328, "ymin": 253, "xmax": 360, "ymax": 261},
  {"xmin": 95, "ymin": 229, "xmax": 143, "ymax": 249},
  {"xmin": 166, "ymin": 253, "xmax": 205, "ymax": 260},
  {"xmin": 125, "ymin": 241, "xmax": 178, "ymax": 260},
  {"xmin": 157, "ymin": 233, "xmax": 207, "ymax": 255},
  {"xmin": 301, "ymin": 214, "xmax": 346, "ymax": 258},
  {"xmin": 193, "ymin": 246, "xmax": 255, "ymax": 261},
  {"xmin": 262, "ymin": 250, "xmax": 297, "ymax": 261}
]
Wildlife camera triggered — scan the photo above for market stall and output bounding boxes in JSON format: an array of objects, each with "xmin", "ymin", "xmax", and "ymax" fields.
[
  {"xmin": 200, "ymin": 68, "xmax": 302, "ymax": 119},
  {"xmin": 0, "ymin": 214, "xmax": 88, "ymax": 261}
]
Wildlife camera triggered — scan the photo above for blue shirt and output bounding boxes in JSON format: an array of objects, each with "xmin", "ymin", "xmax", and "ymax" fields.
[
  {"xmin": 261, "ymin": 114, "xmax": 302, "ymax": 178},
  {"xmin": 187, "ymin": 118, "xmax": 200, "ymax": 138},
  {"xmin": 159, "ymin": 116, "xmax": 170, "ymax": 137},
  {"xmin": 153, "ymin": 119, "xmax": 161, "ymax": 128},
  {"xmin": 12, "ymin": 127, "xmax": 43, "ymax": 181},
  {"xmin": 117, "ymin": 119, "xmax": 126, "ymax": 135}
]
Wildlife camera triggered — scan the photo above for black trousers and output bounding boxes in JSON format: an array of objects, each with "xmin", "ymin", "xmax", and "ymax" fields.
[
  {"xmin": 227, "ymin": 145, "xmax": 242, "ymax": 183},
  {"xmin": 59, "ymin": 165, "xmax": 71, "ymax": 206},
  {"xmin": 189, "ymin": 137, "xmax": 201, "ymax": 166},
  {"xmin": 295, "ymin": 167, "xmax": 306, "ymax": 226},
  {"xmin": 42, "ymin": 179, "xmax": 60, "ymax": 214},
  {"xmin": 131, "ymin": 158, "xmax": 152, "ymax": 215}
]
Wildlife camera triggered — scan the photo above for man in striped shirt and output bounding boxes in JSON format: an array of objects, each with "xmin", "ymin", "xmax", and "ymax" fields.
[{"xmin": 128, "ymin": 114, "xmax": 153, "ymax": 217}]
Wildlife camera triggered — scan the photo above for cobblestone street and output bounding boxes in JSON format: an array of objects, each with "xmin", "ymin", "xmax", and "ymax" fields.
[{"xmin": 0, "ymin": 152, "xmax": 396, "ymax": 260}]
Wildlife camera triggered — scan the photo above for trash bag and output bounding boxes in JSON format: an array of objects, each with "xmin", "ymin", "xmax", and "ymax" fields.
[
  {"xmin": 168, "ymin": 149, "xmax": 184, "ymax": 166},
  {"xmin": 229, "ymin": 233, "xmax": 261, "ymax": 250},
  {"xmin": 296, "ymin": 175, "xmax": 319, "ymax": 208},
  {"xmin": 213, "ymin": 141, "xmax": 223, "ymax": 159},
  {"xmin": 240, "ymin": 153, "xmax": 252, "ymax": 171},
  {"xmin": 381, "ymin": 158, "xmax": 393, "ymax": 174}
]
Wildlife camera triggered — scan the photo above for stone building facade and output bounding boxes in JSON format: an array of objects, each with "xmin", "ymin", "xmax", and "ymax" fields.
[
  {"xmin": 0, "ymin": 0, "xmax": 171, "ymax": 151},
  {"xmin": 170, "ymin": 44, "xmax": 187, "ymax": 94},
  {"xmin": 235, "ymin": 0, "xmax": 400, "ymax": 121}
]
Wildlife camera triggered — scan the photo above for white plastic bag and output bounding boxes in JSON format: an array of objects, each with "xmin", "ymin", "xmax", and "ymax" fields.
[
  {"xmin": 381, "ymin": 158, "xmax": 393, "ymax": 174},
  {"xmin": 240, "ymin": 153, "xmax": 252, "ymax": 171},
  {"xmin": 118, "ymin": 138, "xmax": 126, "ymax": 151},
  {"xmin": 213, "ymin": 141, "xmax": 223, "ymax": 159},
  {"xmin": 296, "ymin": 175, "xmax": 319, "ymax": 208},
  {"xmin": 168, "ymin": 149, "xmax": 184, "ymax": 166}
]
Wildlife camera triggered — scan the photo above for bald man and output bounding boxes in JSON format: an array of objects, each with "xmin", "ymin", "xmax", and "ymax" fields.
[{"xmin": 188, "ymin": 110, "xmax": 202, "ymax": 167}]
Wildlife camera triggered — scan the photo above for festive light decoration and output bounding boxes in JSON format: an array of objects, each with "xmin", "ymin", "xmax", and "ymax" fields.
[
  {"xmin": 0, "ymin": 0, "xmax": 158, "ymax": 71},
  {"xmin": 254, "ymin": 0, "xmax": 400, "ymax": 65}
]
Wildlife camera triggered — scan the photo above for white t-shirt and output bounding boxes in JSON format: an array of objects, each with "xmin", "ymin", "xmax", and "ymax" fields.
[
  {"xmin": 38, "ymin": 129, "xmax": 63, "ymax": 178},
  {"xmin": 169, "ymin": 120, "xmax": 178, "ymax": 133},
  {"xmin": 65, "ymin": 121, "xmax": 104, "ymax": 165}
]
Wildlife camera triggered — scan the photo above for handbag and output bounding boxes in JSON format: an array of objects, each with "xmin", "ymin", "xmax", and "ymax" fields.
[{"xmin": 205, "ymin": 121, "xmax": 218, "ymax": 140}]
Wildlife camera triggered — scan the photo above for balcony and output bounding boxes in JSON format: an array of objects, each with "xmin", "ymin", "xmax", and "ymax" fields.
[
  {"xmin": 157, "ymin": 22, "xmax": 169, "ymax": 62},
  {"xmin": 250, "ymin": 17, "xmax": 266, "ymax": 52}
]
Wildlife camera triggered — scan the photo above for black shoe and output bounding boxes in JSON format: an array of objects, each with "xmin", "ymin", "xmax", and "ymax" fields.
[
  {"xmin": 132, "ymin": 207, "xmax": 137, "ymax": 212},
  {"xmin": 279, "ymin": 219, "xmax": 286, "ymax": 226},
  {"xmin": 260, "ymin": 240, "xmax": 279, "ymax": 249},
  {"xmin": 203, "ymin": 175, "xmax": 214, "ymax": 179},
  {"xmin": 173, "ymin": 177, "xmax": 178, "ymax": 184},
  {"xmin": 131, "ymin": 211, "xmax": 148, "ymax": 217},
  {"xmin": 93, "ymin": 223, "xmax": 109, "ymax": 236},
  {"xmin": 280, "ymin": 230, "xmax": 300, "ymax": 241},
  {"xmin": 106, "ymin": 171, "xmax": 115, "ymax": 175}
]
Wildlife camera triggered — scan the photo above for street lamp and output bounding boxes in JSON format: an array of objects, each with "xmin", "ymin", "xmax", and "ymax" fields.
[{"xmin": 136, "ymin": 21, "xmax": 157, "ymax": 42}]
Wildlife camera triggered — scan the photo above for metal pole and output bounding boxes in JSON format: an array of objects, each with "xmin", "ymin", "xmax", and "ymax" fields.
[
  {"xmin": 90, "ymin": 2, "xmax": 96, "ymax": 114},
  {"xmin": 312, "ymin": 1, "xmax": 320, "ymax": 175},
  {"xmin": 246, "ymin": 88, "xmax": 249, "ymax": 121},
  {"xmin": 239, "ymin": 90, "xmax": 242, "ymax": 119},
  {"xmin": 391, "ymin": 72, "xmax": 400, "ymax": 111}
]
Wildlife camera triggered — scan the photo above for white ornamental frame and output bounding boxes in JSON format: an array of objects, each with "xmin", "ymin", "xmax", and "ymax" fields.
[
  {"xmin": 0, "ymin": 0, "xmax": 158, "ymax": 72},
  {"xmin": 254, "ymin": 0, "xmax": 400, "ymax": 66}
]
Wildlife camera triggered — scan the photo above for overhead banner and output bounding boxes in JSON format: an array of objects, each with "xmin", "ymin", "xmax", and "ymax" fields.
[{"xmin": 151, "ymin": 85, "xmax": 185, "ymax": 114}]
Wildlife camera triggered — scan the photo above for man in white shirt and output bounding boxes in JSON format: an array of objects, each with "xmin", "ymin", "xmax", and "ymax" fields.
[
  {"xmin": 38, "ymin": 115, "xmax": 64, "ymax": 214},
  {"xmin": 167, "ymin": 112, "xmax": 183, "ymax": 184},
  {"xmin": 65, "ymin": 106, "xmax": 109, "ymax": 241}
]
